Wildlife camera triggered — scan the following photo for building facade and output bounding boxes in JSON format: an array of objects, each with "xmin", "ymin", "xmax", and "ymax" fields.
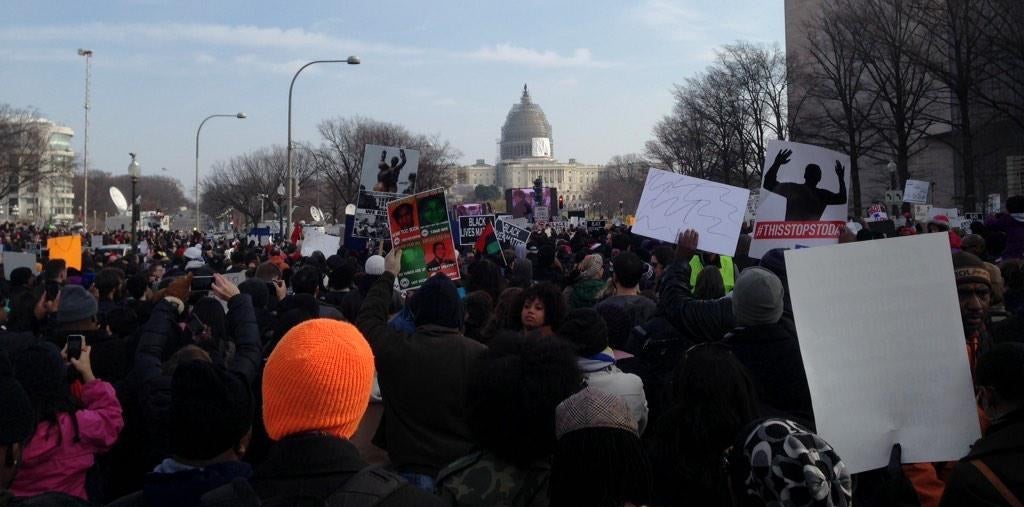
[
  {"xmin": 3, "ymin": 118, "xmax": 75, "ymax": 224},
  {"xmin": 785, "ymin": 0, "xmax": 1024, "ymax": 211},
  {"xmin": 457, "ymin": 85, "xmax": 604, "ymax": 208}
]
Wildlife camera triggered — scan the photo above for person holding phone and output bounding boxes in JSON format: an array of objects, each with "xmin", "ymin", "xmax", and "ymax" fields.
[
  {"xmin": 130, "ymin": 272, "xmax": 262, "ymax": 471},
  {"xmin": 50, "ymin": 285, "xmax": 130, "ymax": 384},
  {"xmin": 8, "ymin": 339, "xmax": 124, "ymax": 501}
]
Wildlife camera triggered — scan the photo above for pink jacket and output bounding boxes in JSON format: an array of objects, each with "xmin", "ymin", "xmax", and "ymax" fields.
[{"xmin": 10, "ymin": 380, "xmax": 124, "ymax": 500}]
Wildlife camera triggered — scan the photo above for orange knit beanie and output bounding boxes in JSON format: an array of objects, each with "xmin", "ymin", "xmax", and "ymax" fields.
[{"xmin": 262, "ymin": 319, "xmax": 375, "ymax": 440}]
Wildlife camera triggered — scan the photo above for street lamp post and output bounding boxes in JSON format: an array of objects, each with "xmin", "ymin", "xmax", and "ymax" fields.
[
  {"xmin": 77, "ymin": 49, "xmax": 93, "ymax": 229},
  {"xmin": 195, "ymin": 112, "xmax": 246, "ymax": 232},
  {"xmin": 286, "ymin": 56, "xmax": 360, "ymax": 240},
  {"xmin": 128, "ymin": 153, "xmax": 141, "ymax": 255},
  {"xmin": 887, "ymin": 161, "xmax": 898, "ymax": 216}
]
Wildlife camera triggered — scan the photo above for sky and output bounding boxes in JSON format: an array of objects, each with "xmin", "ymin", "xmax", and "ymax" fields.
[{"xmin": 0, "ymin": 0, "xmax": 784, "ymax": 194}]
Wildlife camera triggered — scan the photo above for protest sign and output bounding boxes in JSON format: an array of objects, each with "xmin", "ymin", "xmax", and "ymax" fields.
[
  {"xmin": 912, "ymin": 204, "xmax": 932, "ymax": 223},
  {"xmin": 91, "ymin": 235, "xmax": 103, "ymax": 249},
  {"xmin": 458, "ymin": 215, "xmax": 494, "ymax": 246},
  {"xmin": 353, "ymin": 144, "xmax": 421, "ymax": 240},
  {"xmin": 903, "ymin": 179, "xmax": 930, "ymax": 204},
  {"xmin": 987, "ymin": 193, "xmax": 1001, "ymax": 214},
  {"xmin": 632, "ymin": 169, "xmax": 749, "ymax": 257},
  {"xmin": 495, "ymin": 217, "xmax": 531, "ymax": 249},
  {"xmin": 785, "ymin": 233, "xmax": 980, "ymax": 473},
  {"xmin": 534, "ymin": 206, "xmax": 549, "ymax": 223},
  {"xmin": 750, "ymin": 140, "xmax": 851, "ymax": 258},
  {"xmin": 387, "ymin": 188, "xmax": 459, "ymax": 290},
  {"xmin": 47, "ymin": 235, "xmax": 82, "ymax": 271},
  {"xmin": 866, "ymin": 219, "xmax": 896, "ymax": 237},
  {"xmin": 586, "ymin": 220, "xmax": 606, "ymax": 235},
  {"xmin": 300, "ymin": 230, "xmax": 340, "ymax": 257},
  {"xmin": 359, "ymin": 144, "xmax": 420, "ymax": 195},
  {"xmin": 453, "ymin": 203, "xmax": 491, "ymax": 217},
  {"xmin": 2, "ymin": 252, "xmax": 37, "ymax": 278},
  {"xmin": 744, "ymin": 190, "xmax": 759, "ymax": 223}
]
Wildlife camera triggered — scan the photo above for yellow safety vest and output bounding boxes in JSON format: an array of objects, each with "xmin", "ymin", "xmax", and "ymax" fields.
[{"xmin": 689, "ymin": 255, "xmax": 736, "ymax": 293}]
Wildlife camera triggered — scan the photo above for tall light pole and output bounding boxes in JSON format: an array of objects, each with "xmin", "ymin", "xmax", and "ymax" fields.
[
  {"xmin": 887, "ymin": 160, "xmax": 898, "ymax": 216},
  {"xmin": 127, "ymin": 153, "xmax": 141, "ymax": 255},
  {"xmin": 286, "ymin": 56, "xmax": 359, "ymax": 241},
  {"xmin": 195, "ymin": 112, "xmax": 246, "ymax": 232},
  {"xmin": 77, "ymin": 49, "xmax": 93, "ymax": 229}
]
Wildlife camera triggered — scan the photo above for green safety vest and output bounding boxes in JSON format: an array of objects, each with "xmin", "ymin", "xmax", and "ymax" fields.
[{"xmin": 689, "ymin": 255, "xmax": 735, "ymax": 293}]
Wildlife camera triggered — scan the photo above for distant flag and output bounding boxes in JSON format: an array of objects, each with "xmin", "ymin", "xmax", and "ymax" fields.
[{"xmin": 475, "ymin": 220, "xmax": 506, "ymax": 266}]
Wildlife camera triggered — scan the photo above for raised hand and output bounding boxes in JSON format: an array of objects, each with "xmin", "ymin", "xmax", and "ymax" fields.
[
  {"xmin": 774, "ymin": 149, "xmax": 792, "ymax": 167},
  {"xmin": 675, "ymin": 229, "xmax": 699, "ymax": 260},
  {"xmin": 835, "ymin": 160, "xmax": 845, "ymax": 177},
  {"xmin": 385, "ymin": 247, "xmax": 402, "ymax": 275},
  {"xmin": 212, "ymin": 273, "xmax": 241, "ymax": 301}
]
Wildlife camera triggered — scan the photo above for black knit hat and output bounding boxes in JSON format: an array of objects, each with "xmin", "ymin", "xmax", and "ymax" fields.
[
  {"xmin": 169, "ymin": 360, "xmax": 254, "ymax": 461},
  {"xmin": 558, "ymin": 308, "xmax": 609, "ymax": 357},
  {"xmin": 410, "ymin": 273, "xmax": 464, "ymax": 329},
  {"xmin": 239, "ymin": 278, "xmax": 270, "ymax": 310},
  {"xmin": 56, "ymin": 285, "xmax": 98, "ymax": 324},
  {"xmin": 0, "ymin": 352, "xmax": 34, "ymax": 445}
]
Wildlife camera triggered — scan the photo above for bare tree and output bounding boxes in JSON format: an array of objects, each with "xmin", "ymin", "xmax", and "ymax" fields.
[
  {"xmin": 799, "ymin": 0, "xmax": 884, "ymax": 214},
  {"xmin": 201, "ymin": 146, "xmax": 318, "ymax": 227},
  {"xmin": 646, "ymin": 41, "xmax": 789, "ymax": 189},
  {"xmin": 0, "ymin": 104, "xmax": 53, "ymax": 203},
  {"xmin": 907, "ymin": 0, "xmax": 1002, "ymax": 210},
  {"xmin": 74, "ymin": 171, "xmax": 190, "ymax": 220},
  {"xmin": 851, "ymin": 0, "xmax": 938, "ymax": 187},
  {"xmin": 584, "ymin": 153, "xmax": 651, "ymax": 216},
  {"xmin": 980, "ymin": 0, "xmax": 1024, "ymax": 130},
  {"xmin": 315, "ymin": 117, "xmax": 460, "ymax": 215}
]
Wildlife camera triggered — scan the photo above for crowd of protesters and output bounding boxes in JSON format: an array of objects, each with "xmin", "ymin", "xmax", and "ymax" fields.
[{"xmin": 0, "ymin": 194, "xmax": 1021, "ymax": 506}]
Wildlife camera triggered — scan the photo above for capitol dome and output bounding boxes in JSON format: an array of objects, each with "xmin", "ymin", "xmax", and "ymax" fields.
[{"xmin": 500, "ymin": 84, "xmax": 553, "ymax": 161}]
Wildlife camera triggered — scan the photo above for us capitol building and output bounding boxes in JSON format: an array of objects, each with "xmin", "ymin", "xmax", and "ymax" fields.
[{"xmin": 456, "ymin": 85, "xmax": 604, "ymax": 206}]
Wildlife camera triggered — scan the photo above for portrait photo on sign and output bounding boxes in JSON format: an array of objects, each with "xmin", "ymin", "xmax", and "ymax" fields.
[
  {"xmin": 359, "ymin": 144, "xmax": 421, "ymax": 195},
  {"xmin": 417, "ymin": 192, "xmax": 450, "ymax": 228},
  {"xmin": 424, "ymin": 236, "xmax": 457, "ymax": 271},
  {"xmin": 389, "ymin": 199, "xmax": 418, "ymax": 236}
]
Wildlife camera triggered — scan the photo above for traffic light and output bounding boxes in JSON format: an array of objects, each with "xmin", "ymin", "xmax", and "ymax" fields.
[
  {"xmin": 558, "ymin": 195, "xmax": 564, "ymax": 209},
  {"xmin": 533, "ymin": 177, "xmax": 544, "ymax": 205}
]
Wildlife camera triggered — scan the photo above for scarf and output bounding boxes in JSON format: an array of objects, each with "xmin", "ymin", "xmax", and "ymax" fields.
[{"xmin": 577, "ymin": 346, "xmax": 616, "ymax": 373}]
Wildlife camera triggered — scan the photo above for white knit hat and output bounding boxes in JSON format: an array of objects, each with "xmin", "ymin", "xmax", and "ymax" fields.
[{"xmin": 365, "ymin": 255, "xmax": 386, "ymax": 276}]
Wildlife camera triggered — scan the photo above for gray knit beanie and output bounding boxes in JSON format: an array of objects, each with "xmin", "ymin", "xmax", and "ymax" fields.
[
  {"xmin": 732, "ymin": 267, "xmax": 784, "ymax": 326},
  {"xmin": 56, "ymin": 285, "xmax": 98, "ymax": 324}
]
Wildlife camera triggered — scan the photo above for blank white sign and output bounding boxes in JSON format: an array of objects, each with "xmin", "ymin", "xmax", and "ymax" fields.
[{"xmin": 785, "ymin": 233, "xmax": 980, "ymax": 473}]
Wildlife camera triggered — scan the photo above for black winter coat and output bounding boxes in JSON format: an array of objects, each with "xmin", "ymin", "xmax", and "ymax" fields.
[
  {"xmin": 724, "ymin": 323, "xmax": 814, "ymax": 423},
  {"xmin": 940, "ymin": 410, "xmax": 1024, "ymax": 507},
  {"xmin": 356, "ymin": 272, "xmax": 486, "ymax": 477},
  {"xmin": 129, "ymin": 295, "xmax": 261, "ymax": 469},
  {"xmin": 656, "ymin": 259, "xmax": 734, "ymax": 344},
  {"xmin": 250, "ymin": 433, "xmax": 444, "ymax": 507}
]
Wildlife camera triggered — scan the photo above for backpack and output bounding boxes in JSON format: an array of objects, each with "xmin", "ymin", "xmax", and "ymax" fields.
[{"xmin": 200, "ymin": 465, "xmax": 405, "ymax": 507}]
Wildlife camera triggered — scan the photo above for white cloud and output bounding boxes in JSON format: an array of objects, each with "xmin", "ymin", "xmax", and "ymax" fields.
[
  {"xmin": 0, "ymin": 22, "xmax": 423, "ymax": 56},
  {"xmin": 465, "ymin": 44, "xmax": 613, "ymax": 68},
  {"xmin": 633, "ymin": 0, "xmax": 705, "ymax": 42}
]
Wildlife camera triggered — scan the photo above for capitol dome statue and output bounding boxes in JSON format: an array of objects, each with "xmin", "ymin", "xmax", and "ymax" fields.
[{"xmin": 499, "ymin": 84, "xmax": 553, "ymax": 161}]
